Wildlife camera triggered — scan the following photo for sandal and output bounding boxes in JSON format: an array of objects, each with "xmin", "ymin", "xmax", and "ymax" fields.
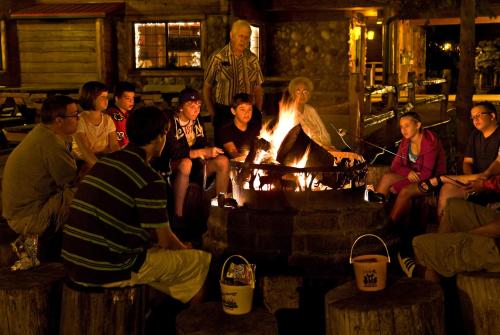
[{"xmin": 418, "ymin": 176, "xmax": 443, "ymax": 193}]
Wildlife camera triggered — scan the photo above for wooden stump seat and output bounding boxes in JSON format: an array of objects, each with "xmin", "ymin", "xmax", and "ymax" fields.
[
  {"xmin": 59, "ymin": 282, "xmax": 148, "ymax": 335},
  {"xmin": 0, "ymin": 262, "xmax": 65, "ymax": 335},
  {"xmin": 457, "ymin": 271, "xmax": 500, "ymax": 335},
  {"xmin": 325, "ymin": 278, "xmax": 445, "ymax": 335},
  {"xmin": 176, "ymin": 301, "xmax": 278, "ymax": 335}
]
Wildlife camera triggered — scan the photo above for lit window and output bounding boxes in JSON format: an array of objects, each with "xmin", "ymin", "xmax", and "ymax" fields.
[
  {"xmin": 250, "ymin": 25, "xmax": 260, "ymax": 59},
  {"xmin": 134, "ymin": 21, "xmax": 201, "ymax": 69}
]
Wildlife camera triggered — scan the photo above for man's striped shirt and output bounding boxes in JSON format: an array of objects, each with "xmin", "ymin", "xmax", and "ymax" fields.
[
  {"xmin": 204, "ymin": 44, "xmax": 263, "ymax": 106},
  {"xmin": 62, "ymin": 146, "xmax": 169, "ymax": 285}
]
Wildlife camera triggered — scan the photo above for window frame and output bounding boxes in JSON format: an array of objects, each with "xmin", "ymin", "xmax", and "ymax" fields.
[
  {"xmin": 250, "ymin": 24, "xmax": 261, "ymax": 60},
  {"xmin": 0, "ymin": 20, "xmax": 6, "ymax": 72},
  {"xmin": 133, "ymin": 19, "xmax": 202, "ymax": 71}
]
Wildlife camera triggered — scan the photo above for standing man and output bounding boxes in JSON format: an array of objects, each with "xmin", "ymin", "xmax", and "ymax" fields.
[
  {"xmin": 203, "ymin": 19, "xmax": 264, "ymax": 138},
  {"xmin": 106, "ymin": 81, "xmax": 136, "ymax": 148},
  {"xmin": 2, "ymin": 95, "xmax": 79, "ymax": 270},
  {"xmin": 62, "ymin": 106, "xmax": 211, "ymax": 304}
]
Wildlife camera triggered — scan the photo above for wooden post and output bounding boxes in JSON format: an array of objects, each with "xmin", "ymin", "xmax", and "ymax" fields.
[
  {"xmin": 0, "ymin": 263, "xmax": 65, "ymax": 335},
  {"xmin": 407, "ymin": 71, "xmax": 416, "ymax": 105},
  {"xmin": 457, "ymin": 272, "xmax": 500, "ymax": 334},
  {"xmin": 95, "ymin": 19, "xmax": 105, "ymax": 82},
  {"xmin": 349, "ymin": 73, "xmax": 364, "ymax": 147},
  {"xmin": 325, "ymin": 278, "xmax": 445, "ymax": 335},
  {"xmin": 441, "ymin": 69, "xmax": 451, "ymax": 121}
]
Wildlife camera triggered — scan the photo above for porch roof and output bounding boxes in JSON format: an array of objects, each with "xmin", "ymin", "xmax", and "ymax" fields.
[{"xmin": 11, "ymin": 3, "xmax": 124, "ymax": 19}]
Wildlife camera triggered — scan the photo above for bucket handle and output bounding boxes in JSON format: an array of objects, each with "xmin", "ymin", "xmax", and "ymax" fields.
[
  {"xmin": 220, "ymin": 254, "xmax": 255, "ymax": 289},
  {"xmin": 349, "ymin": 233, "xmax": 391, "ymax": 264}
]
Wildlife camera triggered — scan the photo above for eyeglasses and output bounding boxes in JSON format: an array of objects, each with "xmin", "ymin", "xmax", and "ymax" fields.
[
  {"xmin": 470, "ymin": 112, "xmax": 490, "ymax": 120},
  {"xmin": 295, "ymin": 90, "xmax": 310, "ymax": 96},
  {"xmin": 61, "ymin": 114, "xmax": 79, "ymax": 119}
]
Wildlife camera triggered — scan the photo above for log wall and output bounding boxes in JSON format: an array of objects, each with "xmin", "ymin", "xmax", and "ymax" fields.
[{"xmin": 16, "ymin": 19, "xmax": 116, "ymax": 88}]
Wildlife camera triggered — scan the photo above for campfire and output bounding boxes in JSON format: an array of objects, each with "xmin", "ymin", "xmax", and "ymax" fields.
[{"xmin": 230, "ymin": 98, "xmax": 367, "ymax": 208}]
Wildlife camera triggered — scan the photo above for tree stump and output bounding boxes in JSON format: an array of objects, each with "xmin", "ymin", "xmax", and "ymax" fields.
[
  {"xmin": 176, "ymin": 301, "xmax": 278, "ymax": 335},
  {"xmin": 457, "ymin": 271, "xmax": 500, "ymax": 334},
  {"xmin": 0, "ymin": 262, "xmax": 65, "ymax": 335},
  {"xmin": 325, "ymin": 278, "xmax": 445, "ymax": 335},
  {"xmin": 59, "ymin": 282, "xmax": 148, "ymax": 335}
]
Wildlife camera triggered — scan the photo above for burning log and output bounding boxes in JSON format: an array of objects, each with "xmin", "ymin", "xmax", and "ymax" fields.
[{"xmin": 276, "ymin": 124, "xmax": 335, "ymax": 167}]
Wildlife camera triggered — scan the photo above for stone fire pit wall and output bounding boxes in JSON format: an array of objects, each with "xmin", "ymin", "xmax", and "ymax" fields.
[{"xmin": 204, "ymin": 200, "xmax": 395, "ymax": 276}]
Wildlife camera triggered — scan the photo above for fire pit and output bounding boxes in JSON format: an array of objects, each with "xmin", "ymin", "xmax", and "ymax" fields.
[
  {"xmin": 230, "ymin": 151, "xmax": 367, "ymax": 211},
  {"xmin": 203, "ymin": 99, "xmax": 397, "ymax": 275}
]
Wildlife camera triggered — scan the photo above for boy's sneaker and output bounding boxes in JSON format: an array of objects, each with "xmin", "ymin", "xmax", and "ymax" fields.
[{"xmin": 397, "ymin": 252, "xmax": 415, "ymax": 278}]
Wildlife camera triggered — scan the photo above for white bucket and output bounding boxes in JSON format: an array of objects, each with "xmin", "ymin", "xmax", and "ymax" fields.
[
  {"xmin": 349, "ymin": 234, "xmax": 391, "ymax": 292},
  {"xmin": 220, "ymin": 255, "xmax": 255, "ymax": 315}
]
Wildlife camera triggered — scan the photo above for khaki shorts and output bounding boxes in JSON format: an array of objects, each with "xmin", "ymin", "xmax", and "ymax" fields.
[
  {"xmin": 104, "ymin": 248, "xmax": 211, "ymax": 304},
  {"xmin": 413, "ymin": 198, "xmax": 500, "ymax": 277},
  {"xmin": 8, "ymin": 187, "xmax": 75, "ymax": 235}
]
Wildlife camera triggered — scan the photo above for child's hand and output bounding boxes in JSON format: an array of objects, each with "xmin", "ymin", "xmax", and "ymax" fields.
[
  {"xmin": 204, "ymin": 147, "xmax": 224, "ymax": 158},
  {"xmin": 407, "ymin": 170, "xmax": 420, "ymax": 183}
]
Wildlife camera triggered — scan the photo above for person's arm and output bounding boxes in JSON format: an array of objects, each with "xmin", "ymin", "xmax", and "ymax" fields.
[
  {"xmin": 155, "ymin": 226, "xmax": 189, "ymax": 250},
  {"xmin": 74, "ymin": 132, "xmax": 98, "ymax": 166},
  {"xmin": 390, "ymin": 140, "xmax": 411, "ymax": 176},
  {"xmin": 463, "ymin": 133, "xmax": 475, "ymax": 174},
  {"xmin": 47, "ymin": 139, "xmax": 78, "ymax": 187},
  {"xmin": 203, "ymin": 81, "xmax": 215, "ymax": 120},
  {"xmin": 223, "ymin": 142, "xmax": 240, "ymax": 158},
  {"xmin": 189, "ymin": 147, "xmax": 224, "ymax": 160},
  {"xmin": 254, "ymin": 85, "xmax": 264, "ymax": 112},
  {"xmin": 469, "ymin": 219, "xmax": 500, "ymax": 239},
  {"xmin": 203, "ymin": 53, "xmax": 218, "ymax": 120},
  {"xmin": 463, "ymin": 157, "xmax": 474, "ymax": 174},
  {"xmin": 417, "ymin": 132, "xmax": 443, "ymax": 181},
  {"xmin": 481, "ymin": 155, "xmax": 500, "ymax": 178},
  {"xmin": 107, "ymin": 131, "xmax": 120, "ymax": 153}
]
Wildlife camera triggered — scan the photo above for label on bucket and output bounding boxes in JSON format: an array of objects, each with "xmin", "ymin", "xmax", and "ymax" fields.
[
  {"xmin": 222, "ymin": 292, "xmax": 239, "ymax": 309},
  {"xmin": 362, "ymin": 269, "xmax": 378, "ymax": 287}
]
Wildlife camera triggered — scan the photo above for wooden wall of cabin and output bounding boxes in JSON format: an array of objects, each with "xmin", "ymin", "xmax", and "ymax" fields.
[
  {"xmin": 17, "ymin": 19, "xmax": 100, "ymax": 88},
  {"xmin": 0, "ymin": 0, "xmax": 36, "ymax": 86}
]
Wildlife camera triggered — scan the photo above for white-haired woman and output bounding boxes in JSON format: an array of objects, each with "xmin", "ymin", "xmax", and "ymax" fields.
[{"xmin": 287, "ymin": 77, "xmax": 332, "ymax": 148}]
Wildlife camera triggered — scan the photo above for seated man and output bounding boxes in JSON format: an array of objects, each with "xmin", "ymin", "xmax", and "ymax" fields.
[
  {"xmin": 435, "ymin": 101, "xmax": 499, "ymax": 218},
  {"xmin": 154, "ymin": 88, "xmax": 234, "ymax": 239},
  {"xmin": 215, "ymin": 93, "xmax": 261, "ymax": 159},
  {"xmin": 399, "ymin": 173, "xmax": 500, "ymax": 282},
  {"xmin": 2, "ymin": 95, "xmax": 79, "ymax": 270},
  {"xmin": 61, "ymin": 106, "xmax": 211, "ymax": 304}
]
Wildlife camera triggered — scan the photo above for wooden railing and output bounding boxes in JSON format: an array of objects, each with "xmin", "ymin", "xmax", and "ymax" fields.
[{"xmin": 350, "ymin": 70, "xmax": 451, "ymax": 139}]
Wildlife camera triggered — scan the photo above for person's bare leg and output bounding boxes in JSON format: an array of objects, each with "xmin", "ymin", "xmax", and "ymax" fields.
[
  {"xmin": 375, "ymin": 172, "xmax": 406, "ymax": 196},
  {"xmin": 206, "ymin": 155, "xmax": 230, "ymax": 195},
  {"xmin": 172, "ymin": 158, "xmax": 192, "ymax": 217},
  {"xmin": 189, "ymin": 280, "xmax": 207, "ymax": 305},
  {"xmin": 390, "ymin": 183, "xmax": 422, "ymax": 223},
  {"xmin": 437, "ymin": 183, "xmax": 466, "ymax": 226},
  {"xmin": 424, "ymin": 267, "xmax": 440, "ymax": 283}
]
